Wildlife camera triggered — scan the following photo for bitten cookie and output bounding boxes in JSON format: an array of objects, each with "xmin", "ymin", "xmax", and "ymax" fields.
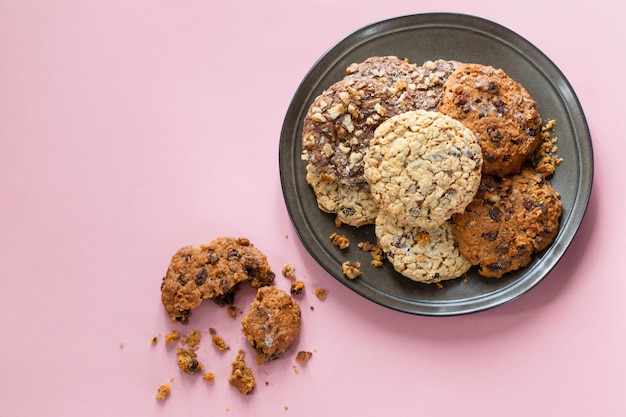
[
  {"xmin": 375, "ymin": 212, "xmax": 471, "ymax": 283},
  {"xmin": 364, "ymin": 110, "xmax": 483, "ymax": 229},
  {"xmin": 241, "ymin": 286, "xmax": 302, "ymax": 364},
  {"xmin": 161, "ymin": 237, "xmax": 275, "ymax": 324},
  {"xmin": 452, "ymin": 168, "xmax": 562, "ymax": 277},
  {"xmin": 438, "ymin": 63, "xmax": 542, "ymax": 177},
  {"xmin": 305, "ymin": 163, "xmax": 378, "ymax": 226}
]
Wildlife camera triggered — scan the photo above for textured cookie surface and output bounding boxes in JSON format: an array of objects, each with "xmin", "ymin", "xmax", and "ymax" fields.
[
  {"xmin": 452, "ymin": 168, "xmax": 562, "ymax": 277},
  {"xmin": 305, "ymin": 163, "xmax": 378, "ymax": 226},
  {"xmin": 375, "ymin": 213, "xmax": 471, "ymax": 283},
  {"xmin": 438, "ymin": 63, "xmax": 542, "ymax": 176},
  {"xmin": 405, "ymin": 59, "xmax": 459, "ymax": 111},
  {"xmin": 241, "ymin": 286, "xmax": 302, "ymax": 364},
  {"xmin": 364, "ymin": 110, "xmax": 482, "ymax": 229},
  {"xmin": 161, "ymin": 237, "xmax": 275, "ymax": 324}
]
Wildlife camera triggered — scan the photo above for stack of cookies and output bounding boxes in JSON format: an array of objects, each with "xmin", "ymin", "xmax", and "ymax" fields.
[{"xmin": 302, "ymin": 56, "xmax": 562, "ymax": 282}]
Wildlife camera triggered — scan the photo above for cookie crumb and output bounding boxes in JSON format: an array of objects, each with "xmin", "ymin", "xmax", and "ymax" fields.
[
  {"xmin": 176, "ymin": 348, "xmax": 203, "ymax": 375},
  {"xmin": 295, "ymin": 351, "xmax": 313, "ymax": 363},
  {"xmin": 293, "ymin": 365, "xmax": 299, "ymax": 374},
  {"xmin": 119, "ymin": 342, "xmax": 124, "ymax": 349},
  {"xmin": 228, "ymin": 350, "xmax": 256, "ymax": 395},
  {"xmin": 164, "ymin": 330, "xmax": 180, "ymax": 343},
  {"xmin": 342, "ymin": 261, "xmax": 361, "ymax": 279},
  {"xmin": 329, "ymin": 232, "xmax": 349, "ymax": 249},
  {"xmin": 314, "ymin": 288, "xmax": 327, "ymax": 300},
  {"xmin": 226, "ymin": 305, "xmax": 238, "ymax": 318},
  {"xmin": 156, "ymin": 384, "xmax": 171, "ymax": 401},
  {"xmin": 290, "ymin": 280, "xmax": 305, "ymax": 296},
  {"xmin": 181, "ymin": 329, "xmax": 201, "ymax": 351},
  {"xmin": 209, "ymin": 328, "xmax": 230, "ymax": 351},
  {"xmin": 358, "ymin": 241, "xmax": 384, "ymax": 267},
  {"xmin": 202, "ymin": 373, "xmax": 215, "ymax": 382},
  {"xmin": 334, "ymin": 217, "xmax": 342, "ymax": 228},
  {"xmin": 150, "ymin": 336, "xmax": 158, "ymax": 345},
  {"xmin": 282, "ymin": 263, "xmax": 296, "ymax": 279}
]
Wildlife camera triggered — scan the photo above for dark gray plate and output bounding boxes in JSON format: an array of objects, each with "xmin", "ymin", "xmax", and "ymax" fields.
[{"xmin": 279, "ymin": 13, "xmax": 593, "ymax": 315}]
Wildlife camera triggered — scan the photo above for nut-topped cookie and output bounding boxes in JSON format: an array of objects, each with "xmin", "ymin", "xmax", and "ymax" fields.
[
  {"xmin": 452, "ymin": 168, "xmax": 562, "ymax": 277},
  {"xmin": 161, "ymin": 237, "xmax": 275, "ymax": 324},
  {"xmin": 364, "ymin": 110, "xmax": 483, "ymax": 229},
  {"xmin": 438, "ymin": 63, "xmax": 542, "ymax": 176},
  {"xmin": 375, "ymin": 212, "xmax": 471, "ymax": 283}
]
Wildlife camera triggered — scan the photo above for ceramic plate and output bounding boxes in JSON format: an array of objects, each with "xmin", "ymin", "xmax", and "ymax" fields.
[{"xmin": 279, "ymin": 13, "xmax": 593, "ymax": 315}]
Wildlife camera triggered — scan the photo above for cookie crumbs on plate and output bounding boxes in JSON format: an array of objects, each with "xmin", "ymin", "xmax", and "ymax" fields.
[
  {"xmin": 228, "ymin": 350, "xmax": 256, "ymax": 395},
  {"xmin": 329, "ymin": 232, "xmax": 349, "ymax": 249},
  {"xmin": 295, "ymin": 351, "xmax": 313, "ymax": 363},
  {"xmin": 314, "ymin": 288, "xmax": 327, "ymax": 300},
  {"xmin": 290, "ymin": 280, "xmax": 305, "ymax": 296},
  {"xmin": 156, "ymin": 384, "xmax": 171, "ymax": 401},
  {"xmin": 209, "ymin": 328, "xmax": 230, "ymax": 351},
  {"xmin": 164, "ymin": 330, "xmax": 180, "ymax": 343},
  {"xmin": 334, "ymin": 216, "xmax": 342, "ymax": 228},
  {"xmin": 358, "ymin": 241, "xmax": 384, "ymax": 267},
  {"xmin": 342, "ymin": 261, "xmax": 361, "ymax": 279},
  {"xmin": 532, "ymin": 119, "xmax": 562, "ymax": 177}
]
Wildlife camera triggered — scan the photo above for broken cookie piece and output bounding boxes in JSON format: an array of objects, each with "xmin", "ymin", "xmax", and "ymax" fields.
[
  {"xmin": 241, "ymin": 286, "xmax": 302, "ymax": 364},
  {"xmin": 228, "ymin": 350, "xmax": 256, "ymax": 395}
]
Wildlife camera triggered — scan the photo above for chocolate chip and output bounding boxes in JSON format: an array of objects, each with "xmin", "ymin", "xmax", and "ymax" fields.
[
  {"xmin": 187, "ymin": 358, "xmax": 200, "ymax": 374},
  {"xmin": 515, "ymin": 246, "xmax": 527, "ymax": 257},
  {"xmin": 341, "ymin": 207, "xmax": 356, "ymax": 217},
  {"xmin": 495, "ymin": 243, "xmax": 509, "ymax": 254},
  {"xmin": 489, "ymin": 206, "xmax": 502, "ymax": 222},
  {"xmin": 195, "ymin": 268, "xmax": 208, "ymax": 286},
  {"xmin": 482, "ymin": 231, "xmax": 498, "ymax": 241},
  {"xmin": 523, "ymin": 198, "xmax": 536, "ymax": 211}
]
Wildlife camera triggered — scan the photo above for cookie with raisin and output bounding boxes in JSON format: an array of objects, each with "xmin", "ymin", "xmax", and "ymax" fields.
[
  {"xmin": 452, "ymin": 168, "xmax": 562, "ymax": 277},
  {"xmin": 375, "ymin": 212, "xmax": 471, "ymax": 283},
  {"xmin": 364, "ymin": 110, "xmax": 482, "ymax": 229},
  {"xmin": 161, "ymin": 237, "xmax": 275, "ymax": 323},
  {"xmin": 438, "ymin": 63, "xmax": 542, "ymax": 176}
]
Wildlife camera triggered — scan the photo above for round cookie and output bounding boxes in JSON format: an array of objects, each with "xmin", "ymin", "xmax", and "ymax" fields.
[
  {"xmin": 305, "ymin": 163, "xmax": 378, "ymax": 227},
  {"xmin": 375, "ymin": 212, "xmax": 471, "ymax": 283},
  {"xmin": 438, "ymin": 63, "xmax": 543, "ymax": 177},
  {"xmin": 241, "ymin": 286, "xmax": 302, "ymax": 364},
  {"xmin": 364, "ymin": 110, "xmax": 483, "ymax": 229},
  {"xmin": 161, "ymin": 237, "xmax": 275, "ymax": 323},
  {"xmin": 452, "ymin": 168, "xmax": 562, "ymax": 278},
  {"xmin": 302, "ymin": 75, "xmax": 407, "ymax": 184}
]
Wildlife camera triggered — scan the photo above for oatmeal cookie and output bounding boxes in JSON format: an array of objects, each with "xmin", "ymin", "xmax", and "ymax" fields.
[
  {"xmin": 228, "ymin": 350, "xmax": 256, "ymax": 395},
  {"xmin": 375, "ymin": 212, "xmax": 471, "ymax": 283},
  {"xmin": 452, "ymin": 168, "xmax": 562, "ymax": 277},
  {"xmin": 161, "ymin": 237, "xmax": 275, "ymax": 324},
  {"xmin": 439, "ymin": 63, "xmax": 542, "ymax": 176},
  {"xmin": 241, "ymin": 286, "xmax": 302, "ymax": 364},
  {"xmin": 305, "ymin": 163, "xmax": 378, "ymax": 226},
  {"xmin": 364, "ymin": 110, "xmax": 482, "ymax": 229}
]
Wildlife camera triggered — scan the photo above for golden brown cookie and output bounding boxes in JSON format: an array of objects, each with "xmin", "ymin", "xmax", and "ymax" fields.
[
  {"xmin": 438, "ymin": 63, "xmax": 542, "ymax": 176},
  {"xmin": 452, "ymin": 168, "xmax": 562, "ymax": 277},
  {"xmin": 241, "ymin": 286, "xmax": 301, "ymax": 364},
  {"xmin": 161, "ymin": 237, "xmax": 275, "ymax": 324}
]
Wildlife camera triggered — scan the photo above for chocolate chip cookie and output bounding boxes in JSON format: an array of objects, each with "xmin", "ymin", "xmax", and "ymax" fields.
[
  {"xmin": 364, "ymin": 110, "xmax": 483, "ymax": 229},
  {"xmin": 161, "ymin": 237, "xmax": 275, "ymax": 324},
  {"xmin": 375, "ymin": 212, "xmax": 471, "ymax": 283},
  {"xmin": 241, "ymin": 286, "xmax": 301, "ymax": 364},
  {"xmin": 438, "ymin": 63, "xmax": 542, "ymax": 176},
  {"xmin": 452, "ymin": 168, "xmax": 562, "ymax": 277}
]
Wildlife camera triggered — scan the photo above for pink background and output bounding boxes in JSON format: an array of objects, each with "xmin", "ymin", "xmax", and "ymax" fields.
[{"xmin": 1, "ymin": 1, "xmax": 624, "ymax": 416}]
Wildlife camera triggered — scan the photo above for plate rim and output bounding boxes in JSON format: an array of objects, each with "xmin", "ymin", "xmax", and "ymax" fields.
[{"xmin": 279, "ymin": 12, "xmax": 594, "ymax": 316}]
